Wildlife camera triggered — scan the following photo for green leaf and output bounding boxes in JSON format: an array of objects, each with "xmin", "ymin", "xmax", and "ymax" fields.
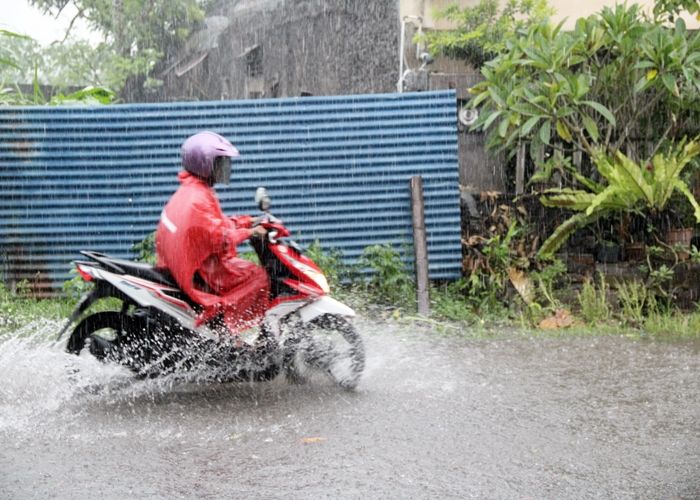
[
  {"xmin": 32, "ymin": 65, "xmax": 44, "ymax": 105},
  {"xmin": 537, "ymin": 212, "xmax": 594, "ymax": 258},
  {"xmin": 481, "ymin": 110, "xmax": 502, "ymax": 131},
  {"xmin": 0, "ymin": 57, "xmax": 19, "ymax": 69},
  {"xmin": 0, "ymin": 29, "xmax": 31, "ymax": 40},
  {"xmin": 674, "ymin": 180, "xmax": 700, "ymax": 223},
  {"xmin": 661, "ymin": 73, "xmax": 680, "ymax": 97},
  {"xmin": 633, "ymin": 61, "xmax": 657, "ymax": 70},
  {"xmin": 575, "ymin": 74, "xmax": 590, "ymax": 99},
  {"xmin": 634, "ymin": 75, "xmax": 650, "ymax": 93},
  {"xmin": 539, "ymin": 120, "xmax": 551, "ymax": 145},
  {"xmin": 581, "ymin": 114, "xmax": 599, "ymax": 142},
  {"xmin": 520, "ymin": 115, "xmax": 542, "ymax": 137},
  {"xmin": 555, "ymin": 120, "xmax": 573, "ymax": 142},
  {"xmin": 582, "ymin": 101, "xmax": 616, "ymax": 128},
  {"xmin": 471, "ymin": 90, "xmax": 489, "ymax": 107},
  {"xmin": 488, "ymin": 87, "xmax": 507, "ymax": 108},
  {"xmin": 498, "ymin": 117, "xmax": 510, "ymax": 138},
  {"xmin": 540, "ymin": 188, "xmax": 597, "ymax": 210}
]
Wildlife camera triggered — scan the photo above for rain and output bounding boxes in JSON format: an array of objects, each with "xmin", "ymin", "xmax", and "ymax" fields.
[{"xmin": 1, "ymin": 0, "xmax": 700, "ymax": 498}]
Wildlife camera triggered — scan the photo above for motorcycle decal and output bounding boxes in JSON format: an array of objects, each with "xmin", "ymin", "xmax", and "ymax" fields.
[
  {"xmin": 119, "ymin": 274, "xmax": 191, "ymax": 311},
  {"xmin": 271, "ymin": 245, "xmax": 329, "ymax": 293}
]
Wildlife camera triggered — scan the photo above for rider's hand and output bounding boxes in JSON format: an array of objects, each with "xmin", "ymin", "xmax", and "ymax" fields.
[{"xmin": 250, "ymin": 225, "xmax": 267, "ymax": 238}]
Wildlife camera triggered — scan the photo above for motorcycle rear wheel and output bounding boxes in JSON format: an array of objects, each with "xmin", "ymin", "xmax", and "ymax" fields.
[
  {"xmin": 66, "ymin": 311, "xmax": 126, "ymax": 360},
  {"xmin": 285, "ymin": 314, "xmax": 365, "ymax": 390}
]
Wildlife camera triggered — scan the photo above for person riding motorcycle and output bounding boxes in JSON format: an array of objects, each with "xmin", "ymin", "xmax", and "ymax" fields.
[{"xmin": 155, "ymin": 131, "xmax": 269, "ymax": 333}]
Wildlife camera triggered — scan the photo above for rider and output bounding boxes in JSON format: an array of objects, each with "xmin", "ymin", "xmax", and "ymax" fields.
[{"xmin": 155, "ymin": 131, "xmax": 269, "ymax": 333}]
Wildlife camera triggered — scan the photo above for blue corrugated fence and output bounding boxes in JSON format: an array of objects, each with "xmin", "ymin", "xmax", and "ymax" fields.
[{"xmin": 0, "ymin": 90, "xmax": 460, "ymax": 292}]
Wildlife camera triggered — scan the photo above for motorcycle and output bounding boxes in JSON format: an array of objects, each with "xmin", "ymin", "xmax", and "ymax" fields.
[{"xmin": 57, "ymin": 188, "xmax": 365, "ymax": 389}]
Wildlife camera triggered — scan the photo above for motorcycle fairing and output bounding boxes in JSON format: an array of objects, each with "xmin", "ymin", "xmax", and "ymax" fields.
[{"xmin": 74, "ymin": 262, "xmax": 220, "ymax": 339}]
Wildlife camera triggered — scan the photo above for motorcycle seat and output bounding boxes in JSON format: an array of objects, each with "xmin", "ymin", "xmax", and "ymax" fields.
[
  {"xmin": 83, "ymin": 251, "xmax": 177, "ymax": 288},
  {"xmin": 112, "ymin": 260, "xmax": 177, "ymax": 287}
]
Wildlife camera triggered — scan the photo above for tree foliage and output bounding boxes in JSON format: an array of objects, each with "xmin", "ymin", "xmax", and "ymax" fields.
[
  {"xmin": 467, "ymin": 2, "xmax": 700, "ymax": 258},
  {"xmin": 471, "ymin": 4, "xmax": 700, "ymax": 163},
  {"xmin": 25, "ymin": 0, "xmax": 209, "ymax": 96},
  {"xmin": 0, "ymin": 29, "xmax": 114, "ymax": 105},
  {"xmin": 654, "ymin": 0, "xmax": 700, "ymax": 22},
  {"xmin": 422, "ymin": 0, "xmax": 552, "ymax": 69}
]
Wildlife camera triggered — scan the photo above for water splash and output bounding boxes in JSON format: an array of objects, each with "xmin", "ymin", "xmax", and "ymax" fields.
[{"xmin": 0, "ymin": 320, "xmax": 133, "ymax": 434}]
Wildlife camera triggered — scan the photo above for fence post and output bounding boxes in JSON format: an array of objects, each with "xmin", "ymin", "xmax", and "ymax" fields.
[{"xmin": 410, "ymin": 175, "xmax": 430, "ymax": 316}]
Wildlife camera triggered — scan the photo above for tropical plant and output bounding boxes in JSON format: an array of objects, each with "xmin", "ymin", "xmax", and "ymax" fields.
[
  {"xmin": 420, "ymin": 0, "xmax": 552, "ymax": 69},
  {"xmin": 538, "ymin": 139, "xmax": 700, "ymax": 256},
  {"xmin": 470, "ymin": 4, "xmax": 700, "ymax": 173}
]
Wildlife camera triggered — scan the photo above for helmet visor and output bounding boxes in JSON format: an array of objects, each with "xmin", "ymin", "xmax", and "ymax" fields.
[{"xmin": 212, "ymin": 156, "xmax": 232, "ymax": 185}]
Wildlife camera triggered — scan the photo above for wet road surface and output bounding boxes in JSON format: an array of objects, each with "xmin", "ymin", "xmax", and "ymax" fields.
[{"xmin": 1, "ymin": 318, "xmax": 698, "ymax": 499}]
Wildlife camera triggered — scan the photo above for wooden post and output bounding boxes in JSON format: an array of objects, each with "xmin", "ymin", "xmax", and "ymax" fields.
[{"xmin": 410, "ymin": 176, "xmax": 430, "ymax": 316}]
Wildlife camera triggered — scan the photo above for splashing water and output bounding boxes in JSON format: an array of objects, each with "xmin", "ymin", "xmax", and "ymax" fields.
[{"xmin": 0, "ymin": 320, "xmax": 134, "ymax": 433}]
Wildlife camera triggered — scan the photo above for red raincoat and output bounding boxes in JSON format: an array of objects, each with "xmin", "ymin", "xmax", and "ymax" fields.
[{"xmin": 156, "ymin": 171, "xmax": 269, "ymax": 333}]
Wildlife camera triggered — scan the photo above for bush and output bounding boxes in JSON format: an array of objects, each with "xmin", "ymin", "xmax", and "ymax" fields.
[
  {"xmin": 304, "ymin": 240, "xmax": 352, "ymax": 288},
  {"xmin": 577, "ymin": 274, "xmax": 611, "ymax": 324},
  {"xmin": 360, "ymin": 244, "xmax": 415, "ymax": 309}
]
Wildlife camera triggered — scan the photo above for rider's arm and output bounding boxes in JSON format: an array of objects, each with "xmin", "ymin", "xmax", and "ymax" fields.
[{"xmin": 229, "ymin": 215, "xmax": 253, "ymax": 228}]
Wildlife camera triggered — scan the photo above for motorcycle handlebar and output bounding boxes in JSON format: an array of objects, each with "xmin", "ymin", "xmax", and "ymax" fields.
[{"xmin": 252, "ymin": 213, "xmax": 282, "ymax": 226}]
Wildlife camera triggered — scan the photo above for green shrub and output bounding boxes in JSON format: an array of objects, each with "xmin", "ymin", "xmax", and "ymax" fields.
[
  {"xmin": 304, "ymin": 240, "xmax": 351, "ymax": 288},
  {"xmin": 132, "ymin": 231, "xmax": 157, "ymax": 264},
  {"xmin": 360, "ymin": 244, "xmax": 414, "ymax": 309},
  {"xmin": 617, "ymin": 279, "xmax": 660, "ymax": 327},
  {"xmin": 62, "ymin": 271, "xmax": 92, "ymax": 300},
  {"xmin": 530, "ymin": 259, "xmax": 567, "ymax": 310},
  {"xmin": 577, "ymin": 273, "xmax": 611, "ymax": 324},
  {"xmin": 431, "ymin": 279, "xmax": 477, "ymax": 322}
]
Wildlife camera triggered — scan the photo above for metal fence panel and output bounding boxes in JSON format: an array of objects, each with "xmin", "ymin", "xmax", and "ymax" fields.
[{"xmin": 0, "ymin": 90, "xmax": 459, "ymax": 292}]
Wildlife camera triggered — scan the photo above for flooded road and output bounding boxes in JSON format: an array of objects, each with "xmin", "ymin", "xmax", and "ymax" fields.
[{"xmin": 1, "ymin": 318, "xmax": 698, "ymax": 499}]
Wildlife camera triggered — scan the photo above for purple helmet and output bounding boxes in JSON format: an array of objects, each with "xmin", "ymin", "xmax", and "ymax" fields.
[{"xmin": 181, "ymin": 131, "xmax": 239, "ymax": 181}]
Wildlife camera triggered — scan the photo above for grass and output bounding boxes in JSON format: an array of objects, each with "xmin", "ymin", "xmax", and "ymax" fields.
[
  {"xmin": 3, "ymin": 250, "xmax": 699, "ymax": 342},
  {"xmin": 2, "ymin": 290, "xmax": 699, "ymax": 342}
]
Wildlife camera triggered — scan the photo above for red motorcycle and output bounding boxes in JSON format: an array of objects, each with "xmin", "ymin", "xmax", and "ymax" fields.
[{"xmin": 57, "ymin": 188, "xmax": 365, "ymax": 389}]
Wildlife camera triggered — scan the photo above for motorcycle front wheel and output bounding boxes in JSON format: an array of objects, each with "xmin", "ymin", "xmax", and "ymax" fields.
[{"xmin": 285, "ymin": 314, "xmax": 365, "ymax": 390}]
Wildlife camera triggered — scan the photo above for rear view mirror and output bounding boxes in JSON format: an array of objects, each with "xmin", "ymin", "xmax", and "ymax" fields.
[{"xmin": 255, "ymin": 187, "xmax": 271, "ymax": 211}]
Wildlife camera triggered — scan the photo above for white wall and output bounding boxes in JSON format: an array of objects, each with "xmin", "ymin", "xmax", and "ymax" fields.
[{"xmin": 400, "ymin": 0, "xmax": 700, "ymax": 29}]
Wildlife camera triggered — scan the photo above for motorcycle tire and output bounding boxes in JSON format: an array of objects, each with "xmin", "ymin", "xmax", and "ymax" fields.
[
  {"xmin": 67, "ymin": 310, "xmax": 168, "ymax": 376},
  {"xmin": 285, "ymin": 314, "xmax": 365, "ymax": 390},
  {"xmin": 66, "ymin": 311, "xmax": 126, "ymax": 360}
]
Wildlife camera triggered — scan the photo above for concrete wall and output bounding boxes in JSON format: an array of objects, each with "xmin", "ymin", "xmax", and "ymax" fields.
[{"xmin": 154, "ymin": 0, "xmax": 399, "ymax": 101}]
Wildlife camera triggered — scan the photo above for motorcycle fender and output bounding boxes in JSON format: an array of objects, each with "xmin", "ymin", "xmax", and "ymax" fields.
[{"xmin": 297, "ymin": 296, "xmax": 356, "ymax": 323}]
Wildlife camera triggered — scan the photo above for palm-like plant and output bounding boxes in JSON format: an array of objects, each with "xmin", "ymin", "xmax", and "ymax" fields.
[{"xmin": 538, "ymin": 139, "xmax": 700, "ymax": 257}]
